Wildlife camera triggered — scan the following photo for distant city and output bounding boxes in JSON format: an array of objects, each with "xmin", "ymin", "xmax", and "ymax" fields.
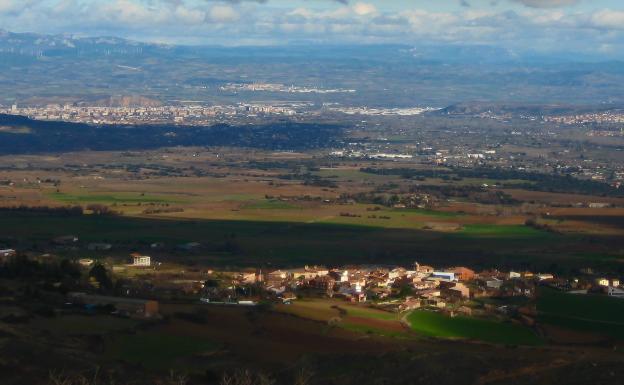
[{"xmin": 0, "ymin": 102, "xmax": 436, "ymax": 126}]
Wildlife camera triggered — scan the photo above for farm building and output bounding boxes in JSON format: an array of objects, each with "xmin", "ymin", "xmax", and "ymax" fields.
[
  {"xmin": 414, "ymin": 262, "xmax": 434, "ymax": 274},
  {"xmin": 78, "ymin": 258, "xmax": 94, "ymax": 267},
  {"xmin": 68, "ymin": 292, "xmax": 159, "ymax": 318},
  {"xmin": 310, "ymin": 275, "xmax": 336, "ymax": 290},
  {"xmin": 486, "ymin": 278, "xmax": 504, "ymax": 289},
  {"xmin": 400, "ymin": 297, "xmax": 421, "ymax": 311},
  {"xmin": 423, "ymin": 297, "xmax": 446, "ymax": 308},
  {"xmin": 389, "ymin": 267, "xmax": 408, "ymax": 280},
  {"xmin": 286, "ymin": 266, "xmax": 328, "ymax": 280},
  {"xmin": 0, "ymin": 249, "xmax": 16, "ymax": 257},
  {"xmin": 267, "ymin": 270, "xmax": 289, "ymax": 286},
  {"xmin": 431, "ymin": 271, "xmax": 456, "ymax": 281},
  {"xmin": 238, "ymin": 271, "xmax": 262, "ymax": 284},
  {"xmin": 537, "ymin": 274, "xmax": 554, "ymax": 281},
  {"xmin": 440, "ymin": 282, "xmax": 470, "ymax": 300},
  {"xmin": 450, "ymin": 267, "xmax": 476, "ymax": 281},
  {"xmin": 598, "ymin": 278, "xmax": 621, "ymax": 287},
  {"xmin": 130, "ymin": 253, "xmax": 151, "ymax": 267},
  {"xmin": 0, "ymin": 249, "xmax": 16, "ymax": 262}
]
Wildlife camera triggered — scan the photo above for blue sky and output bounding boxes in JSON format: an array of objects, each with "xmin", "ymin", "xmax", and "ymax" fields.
[{"xmin": 1, "ymin": 0, "xmax": 624, "ymax": 57}]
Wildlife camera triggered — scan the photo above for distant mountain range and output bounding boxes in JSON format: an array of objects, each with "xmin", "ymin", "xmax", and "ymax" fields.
[
  {"xmin": 0, "ymin": 29, "xmax": 612, "ymax": 64},
  {"xmin": 430, "ymin": 102, "xmax": 624, "ymax": 117},
  {"xmin": 0, "ymin": 29, "xmax": 158, "ymax": 57},
  {"xmin": 0, "ymin": 29, "xmax": 623, "ymax": 107}
]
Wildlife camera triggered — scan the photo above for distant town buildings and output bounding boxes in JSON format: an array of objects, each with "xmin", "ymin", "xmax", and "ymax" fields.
[
  {"xmin": 220, "ymin": 82, "xmax": 355, "ymax": 94},
  {"xmin": 0, "ymin": 103, "xmax": 308, "ymax": 125},
  {"xmin": 131, "ymin": 253, "xmax": 151, "ymax": 267},
  {"xmin": 0, "ymin": 249, "xmax": 16, "ymax": 263}
]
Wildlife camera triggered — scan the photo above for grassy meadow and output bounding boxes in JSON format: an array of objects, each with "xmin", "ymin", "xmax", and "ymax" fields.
[
  {"xmin": 1, "ymin": 154, "xmax": 623, "ymax": 270},
  {"xmin": 105, "ymin": 332, "xmax": 219, "ymax": 370},
  {"xmin": 407, "ymin": 311, "xmax": 543, "ymax": 346},
  {"xmin": 277, "ymin": 298, "xmax": 408, "ymax": 338},
  {"xmin": 537, "ymin": 288, "xmax": 624, "ymax": 340}
]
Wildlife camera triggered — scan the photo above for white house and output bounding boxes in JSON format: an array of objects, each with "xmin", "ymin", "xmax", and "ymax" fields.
[
  {"xmin": 0, "ymin": 249, "xmax": 16, "ymax": 263},
  {"xmin": 486, "ymin": 278, "xmax": 503, "ymax": 289},
  {"xmin": 78, "ymin": 258, "xmax": 94, "ymax": 267},
  {"xmin": 131, "ymin": 253, "xmax": 151, "ymax": 267},
  {"xmin": 0, "ymin": 249, "xmax": 16, "ymax": 258},
  {"xmin": 597, "ymin": 278, "xmax": 610, "ymax": 287},
  {"xmin": 431, "ymin": 271, "xmax": 455, "ymax": 281}
]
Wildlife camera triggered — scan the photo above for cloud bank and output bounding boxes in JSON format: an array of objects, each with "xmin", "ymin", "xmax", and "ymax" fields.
[{"xmin": 0, "ymin": 0, "xmax": 621, "ymax": 58}]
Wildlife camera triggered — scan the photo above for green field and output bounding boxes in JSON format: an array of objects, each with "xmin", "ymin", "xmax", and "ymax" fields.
[
  {"xmin": 242, "ymin": 199, "xmax": 299, "ymax": 210},
  {"xmin": 0, "ymin": 211, "xmax": 611, "ymax": 269},
  {"xmin": 407, "ymin": 311, "xmax": 543, "ymax": 346},
  {"xmin": 392, "ymin": 208, "xmax": 463, "ymax": 218},
  {"xmin": 345, "ymin": 307, "xmax": 398, "ymax": 321},
  {"xmin": 106, "ymin": 332, "xmax": 219, "ymax": 369},
  {"xmin": 339, "ymin": 322, "xmax": 409, "ymax": 338},
  {"xmin": 459, "ymin": 224, "xmax": 551, "ymax": 237},
  {"xmin": 48, "ymin": 191, "xmax": 182, "ymax": 204},
  {"xmin": 537, "ymin": 288, "xmax": 624, "ymax": 340},
  {"xmin": 313, "ymin": 169, "xmax": 390, "ymax": 181}
]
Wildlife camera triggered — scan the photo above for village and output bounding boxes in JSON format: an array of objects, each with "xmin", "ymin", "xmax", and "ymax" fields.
[{"xmin": 2, "ymin": 246, "xmax": 622, "ymax": 327}]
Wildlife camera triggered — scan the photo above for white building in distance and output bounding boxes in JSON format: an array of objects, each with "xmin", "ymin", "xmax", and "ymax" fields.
[{"xmin": 131, "ymin": 253, "xmax": 151, "ymax": 267}]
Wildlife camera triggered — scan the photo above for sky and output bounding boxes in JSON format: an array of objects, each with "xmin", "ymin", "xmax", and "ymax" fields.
[{"xmin": 1, "ymin": 0, "xmax": 624, "ymax": 57}]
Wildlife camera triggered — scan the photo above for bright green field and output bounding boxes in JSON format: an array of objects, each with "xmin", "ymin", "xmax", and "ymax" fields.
[
  {"xmin": 407, "ymin": 311, "xmax": 543, "ymax": 346},
  {"xmin": 106, "ymin": 333, "xmax": 219, "ymax": 369},
  {"xmin": 537, "ymin": 288, "xmax": 624, "ymax": 339}
]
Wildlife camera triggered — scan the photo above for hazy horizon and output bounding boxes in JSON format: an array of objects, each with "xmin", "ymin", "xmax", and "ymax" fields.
[{"xmin": 0, "ymin": 0, "xmax": 623, "ymax": 59}]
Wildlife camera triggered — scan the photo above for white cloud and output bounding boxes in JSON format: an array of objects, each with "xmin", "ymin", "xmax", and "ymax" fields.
[
  {"xmin": 174, "ymin": 6, "xmax": 206, "ymax": 25},
  {"xmin": 590, "ymin": 9, "xmax": 624, "ymax": 30},
  {"xmin": 98, "ymin": 0, "xmax": 169, "ymax": 25},
  {"xmin": 288, "ymin": 7, "xmax": 315, "ymax": 20},
  {"xmin": 400, "ymin": 10, "xmax": 458, "ymax": 32},
  {"xmin": 0, "ymin": 0, "xmax": 40, "ymax": 14},
  {"xmin": 0, "ymin": 0, "xmax": 622, "ymax": 57},
  {"xmin": 209, "ymin": 5, "xmax": 239, "ymax": 23},
  {"xmin": 352, "ymin": 3, "xmax": 377, "ymax": 17},
  {"xmin": 511, "ymin": 0, "xmax": 580, "ymax": 8}
]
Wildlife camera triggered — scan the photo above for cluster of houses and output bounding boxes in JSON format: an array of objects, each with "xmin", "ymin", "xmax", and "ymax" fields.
[
  {"xmin": 226, "ymin": 263, "xmax": 536, "ymax": 311},
  {"xmin": 223, "ymin": 261, "xmax": 624, "ymax": 312},
  {"xmin": 4, "ymin": 246, "xmax": 624, "ymax": 319},
  {"xmin": 582, "ymin": 277, "xmax": 623, "ymax": 298}
]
